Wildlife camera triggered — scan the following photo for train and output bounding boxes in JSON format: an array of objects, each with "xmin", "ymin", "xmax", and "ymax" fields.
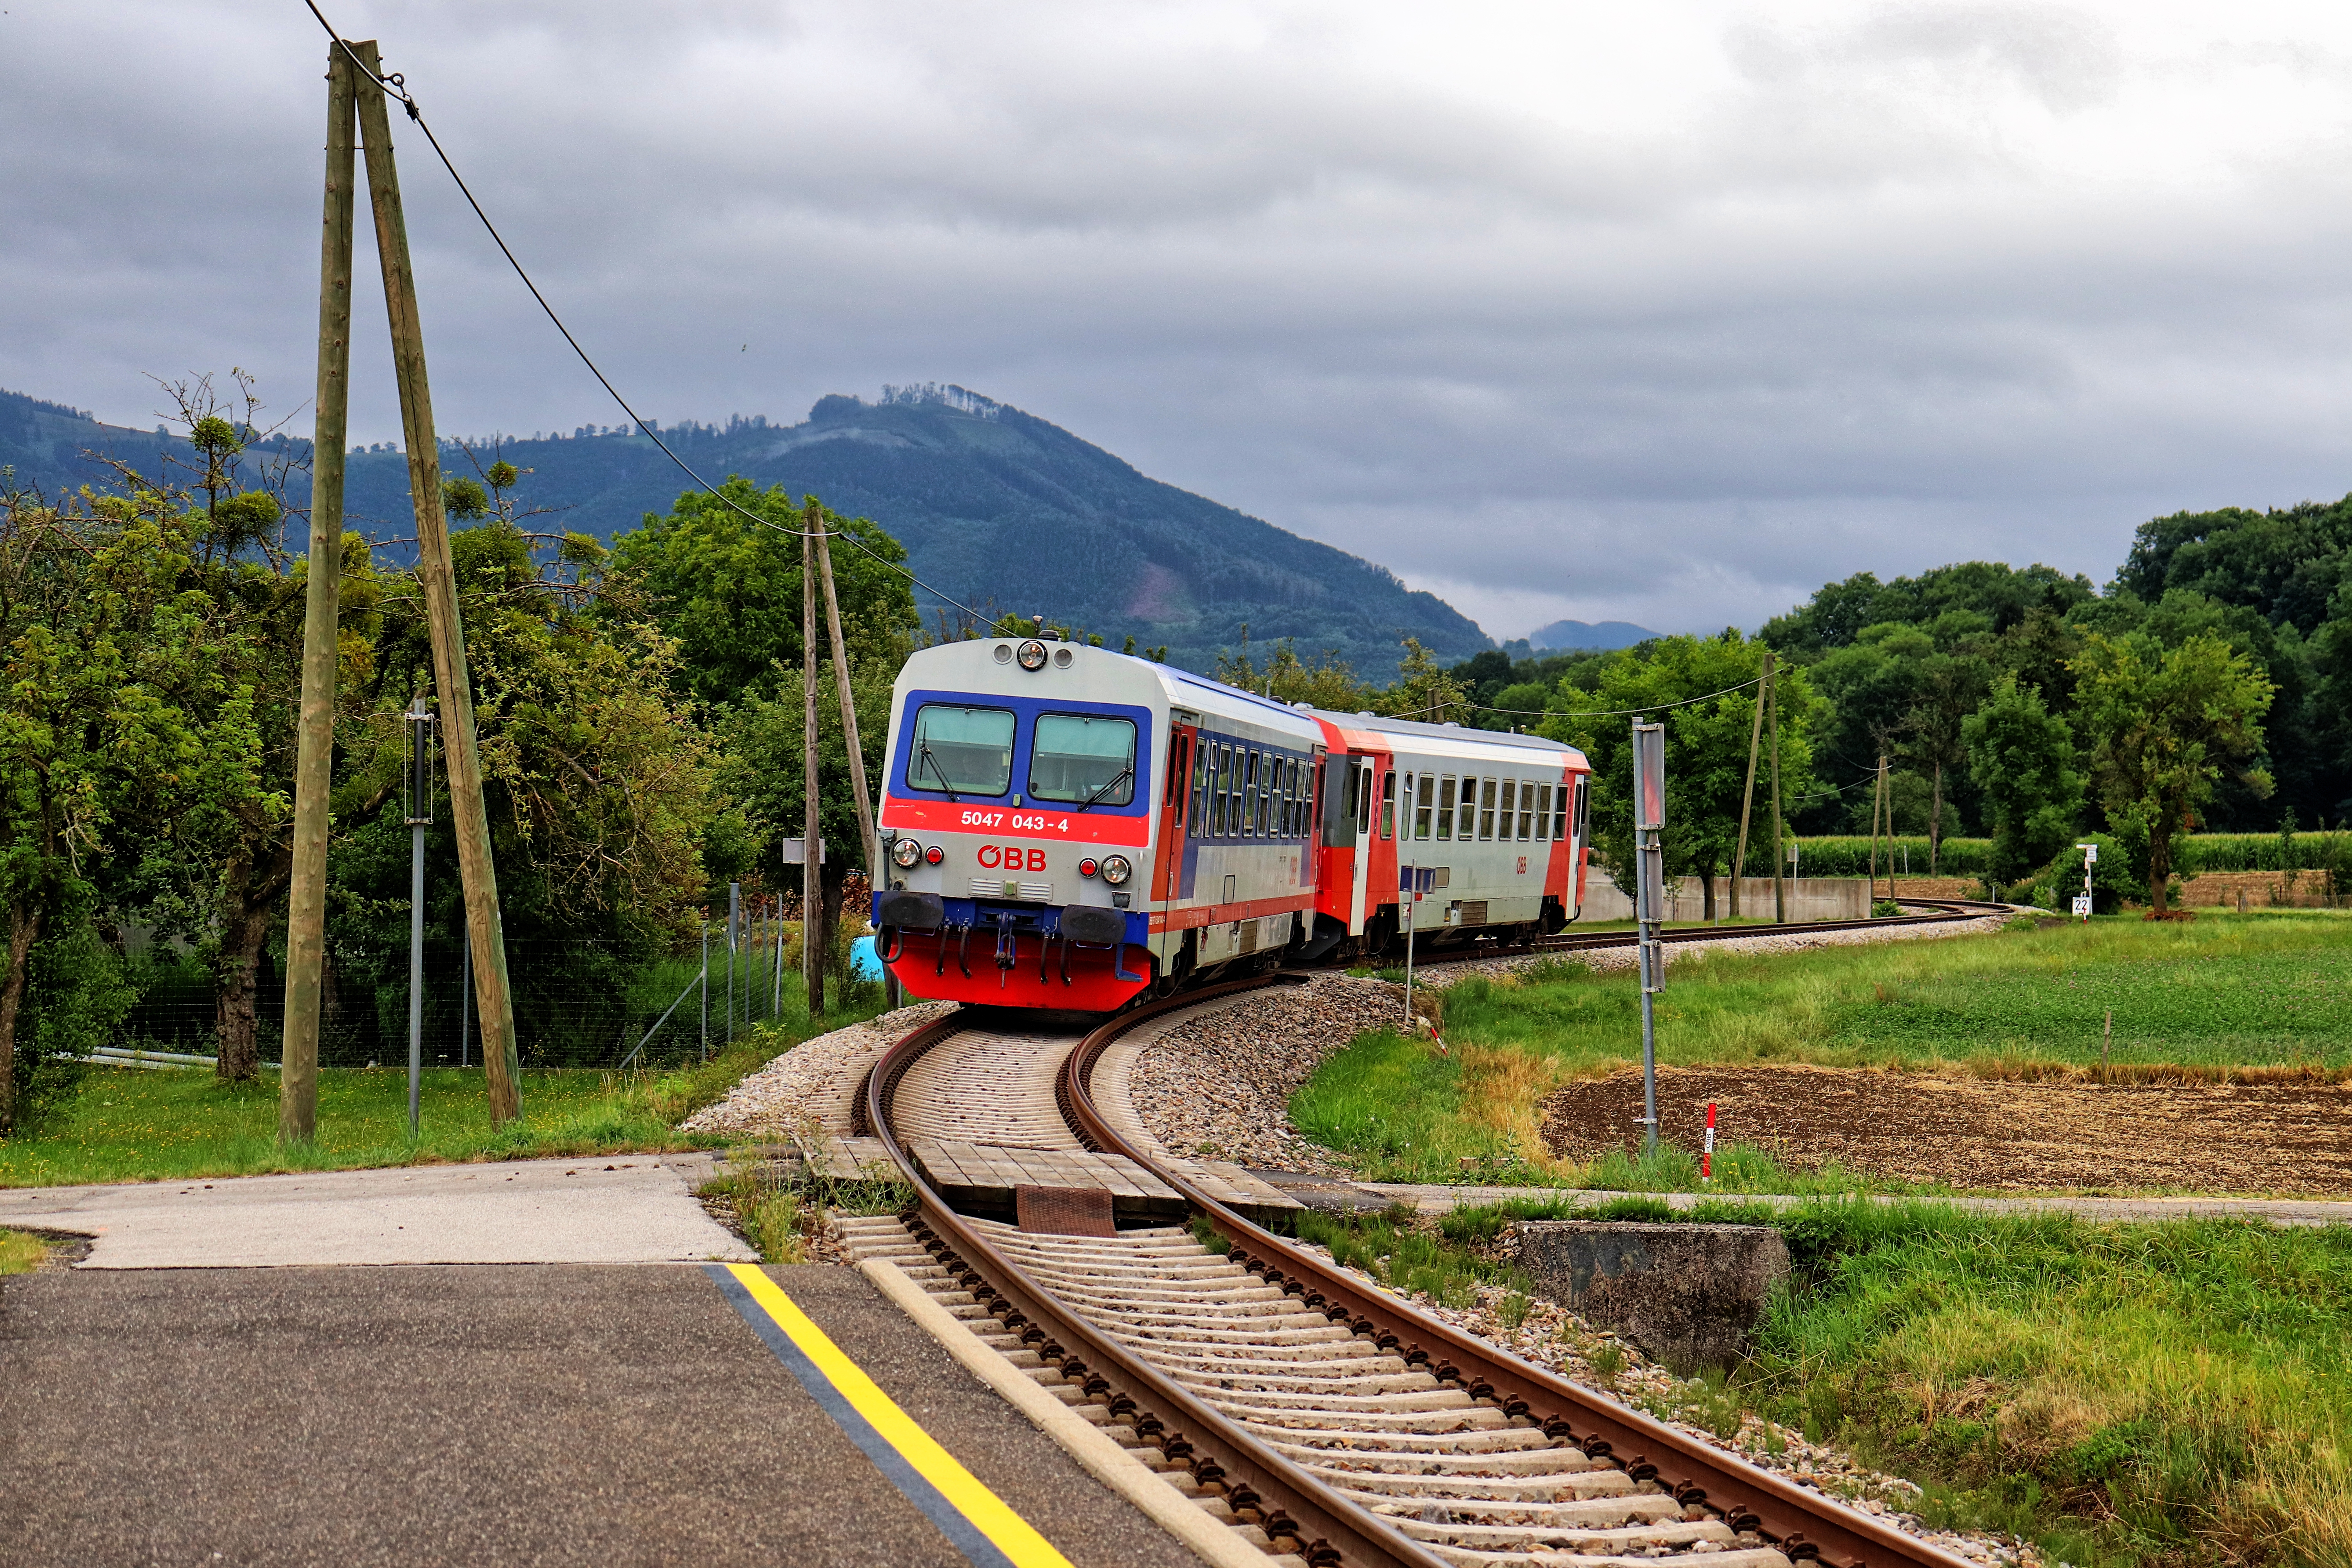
[{"xmin": 868, "ymin": 635, "xmax": 1594, "ymax": 1011}]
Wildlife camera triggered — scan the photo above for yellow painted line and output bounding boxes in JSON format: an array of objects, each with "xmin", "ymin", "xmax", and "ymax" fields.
[{"xmin": 722, "ymin": 1263, "xmax": 1073, "ymax": 1568}]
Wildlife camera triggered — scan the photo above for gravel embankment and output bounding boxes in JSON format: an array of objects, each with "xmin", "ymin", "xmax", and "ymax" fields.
[
  {"xmin": 1128, "ymin": 975, "xmax": 1413, "ymax": 1175},
  {"xmin": 681, "ymin": 1002, "xmax": 958, "ymax": 1140}
]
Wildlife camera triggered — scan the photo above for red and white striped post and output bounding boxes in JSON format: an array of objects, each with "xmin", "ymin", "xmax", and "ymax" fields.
[{"xmin": 1701, "ymin": 1101, "xmax": 1717, "ymax": 1181}]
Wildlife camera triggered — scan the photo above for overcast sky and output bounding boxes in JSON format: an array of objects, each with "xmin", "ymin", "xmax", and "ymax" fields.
[{"xmin": 9, "ymin": 2, "xmax": 2352, "ymax": 641}]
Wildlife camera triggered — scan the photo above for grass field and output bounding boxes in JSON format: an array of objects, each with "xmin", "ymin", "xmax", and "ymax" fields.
[
  {"xmin": 0, "ymin": 994, "xmax": 886, "ymax": 1188},
  {"xmin": 0, "ymin": 1228, "xmax": 45, "ymax": 1274},
  {"xmin": 1287, "ymin": 1197, "xmax": 2352, "ymax": 1568},
  {"xmin": 1296, "ymin": 911, "xmax": 2352, "ymax": 1183}
]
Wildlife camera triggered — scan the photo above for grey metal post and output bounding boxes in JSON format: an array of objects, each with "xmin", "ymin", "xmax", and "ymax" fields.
[
  {"xmin": 459, "ymin": 924, "xmax": 471, "ymax": 1069},
  {"xmin": 699, "ymin": 919, "xmax": 709, "ymax": 1062},
  {"xmin": 728, "ymin": 882, "xmax": 740, "ymax": 1042},
  {"xmin": 1403, "ymin": 860, "xmax": 1417, "ymax": 1030},
  {"xmin": 403, "ymin": 695, "xmax": 434, "ymax": 1139},
  {"xmin": 1632, "ymin": 720, "xmax": 1666, "ymax": 1159},
  {"xmin": 772, "ymin": 894, "xmax": 784, "ymax": 1016}
]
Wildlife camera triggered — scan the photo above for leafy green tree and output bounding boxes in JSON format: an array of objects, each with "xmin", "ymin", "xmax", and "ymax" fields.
[
  {"xmin": 610, "ymin": 479, "xmax": 916, "ymax": 709},
  {"xmin": 2071, "ymin": 632, "xmax": 2274, "ymax": 916},
  {"xmin": 1539, "ymin": 633, "xmax": 1815, "ymax": 916},
  {"xmin": 1962, "ymin": 675, "xmax": 2084, "ymax": 886},
  {"xmin": 1897, "ymin": 652, "xmax": 1991, "ymax": 871},
  {"xmin": 1372, "ymin": 638, "xmax": 1470, "ymax": 723}
]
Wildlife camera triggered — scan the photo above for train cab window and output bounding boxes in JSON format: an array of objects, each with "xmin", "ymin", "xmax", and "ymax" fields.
[
  {"xmin": 1165, "ymin": 734, "xmax": 1187, "ymax": 809},
  {"xmin": 909, "ymin": 704, "xmax": 1016, "ymax": 796},
  {"xmin": 1380, "ymin": 769, "xmax": 1396, "ymax": 839},
  {"xmin": 1479, "ymin": 778, "xmax": 1499, "ymax": 840},
  {"xmin": 1534, "ymin": 783, "xmax": 1552, "ymax": 839},
  {"xmin": 1437, "ymin": 776, "xmax": 1455, "ymax": 840},
  {"xmin": 1030, "ymin": 714, "xmax": 1136, "ymax": 806}
]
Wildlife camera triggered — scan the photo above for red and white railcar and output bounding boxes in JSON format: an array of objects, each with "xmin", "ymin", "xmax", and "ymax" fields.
[{"xmin": 869, "ymin": 638, "xmax": 1592, "ymax": 1011}]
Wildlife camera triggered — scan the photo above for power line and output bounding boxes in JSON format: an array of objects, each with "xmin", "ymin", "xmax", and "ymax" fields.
[{"xmin": 301, "ymin": 2, "xmax": 985, "ymax": 624}]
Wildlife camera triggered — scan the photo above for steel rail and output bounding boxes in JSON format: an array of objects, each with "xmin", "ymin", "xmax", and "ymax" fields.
[
  {"xmin": 862, "ymin": 1004, "xmax": 1452, "ymax": 1568},
  {"xmin": 1056, "ymin": 997, "xmax": 1984, "ymax": 1568}
]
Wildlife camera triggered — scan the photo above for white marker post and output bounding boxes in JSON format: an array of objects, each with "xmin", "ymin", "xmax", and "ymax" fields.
[{"xmin": 2076, "ymin": 842, "xmax": 2098, "ymax": 922}]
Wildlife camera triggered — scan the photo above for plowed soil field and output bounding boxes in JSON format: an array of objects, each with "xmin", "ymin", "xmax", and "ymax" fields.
[{"xmin": 1541, "ymin": 1064, "xmax": 2352, "ymax": 1196}]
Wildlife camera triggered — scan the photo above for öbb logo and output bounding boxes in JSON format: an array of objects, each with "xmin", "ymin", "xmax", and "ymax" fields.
[{"xmin": 975, "ymin": 845, "xmax": 1049, "ymax": 872}]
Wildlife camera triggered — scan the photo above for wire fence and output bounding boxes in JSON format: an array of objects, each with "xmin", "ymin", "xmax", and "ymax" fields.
[{"xmin": 111, "ymin": 898, "xmax": 875, "ymax": 1074}]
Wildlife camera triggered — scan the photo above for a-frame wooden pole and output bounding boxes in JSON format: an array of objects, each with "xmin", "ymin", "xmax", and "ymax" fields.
[
  {"xmin": 1768, "ymin": 662, "xmax": 1785, "ymax": 923},
  {"xmin": 352, "ymin": 40, "xmax": 523, "ymax": 1122},
  {"xmin": 1729, "ymin": 647, "xmax": 1769, "ymax": 923},
  {"xmin": 279, "ymin": 42, "xmax": 359, "ymax": 1144},
  {"xmin": 813, "ymin": 505, "xmax": 892, "ymax": 1003}
]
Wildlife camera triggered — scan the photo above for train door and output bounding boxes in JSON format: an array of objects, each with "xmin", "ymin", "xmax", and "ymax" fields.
[
  {"xmin": 1318, "ymin": 753, "xmax": 1359, "ymax": 932},
  {"xmin": 1152, "ymin": 723, "xmax": 1196, "ymax": 902}
]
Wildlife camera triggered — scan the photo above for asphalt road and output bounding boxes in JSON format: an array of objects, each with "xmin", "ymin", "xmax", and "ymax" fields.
[{"xmin": 0, "ymin": 1262, "xmax": 1203, "ymax": 1568}]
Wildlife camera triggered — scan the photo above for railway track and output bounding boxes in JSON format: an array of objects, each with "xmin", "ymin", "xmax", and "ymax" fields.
[
  {"xmin": 1313, "ymin": 898, "xmax": 2011, "ymax": 977},
  {"xmin": 835, "ymin": 960, "xmax": 1989, "ymax": 1568}
]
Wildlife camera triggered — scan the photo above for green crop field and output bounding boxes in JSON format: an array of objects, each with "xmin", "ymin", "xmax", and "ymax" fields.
[{"xmin": 1294, "ymin": 911, "xmax": 2352, "ymax": 1183}]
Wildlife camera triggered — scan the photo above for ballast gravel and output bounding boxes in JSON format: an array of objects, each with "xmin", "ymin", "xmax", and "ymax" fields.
[
  {"xmin": 680, "ymin": 1002, "xmax": 958, "ymax": 1140},
  {"xmin": 1127, "ymin": 975, "xmax": 1412, "ymax": 1176}
]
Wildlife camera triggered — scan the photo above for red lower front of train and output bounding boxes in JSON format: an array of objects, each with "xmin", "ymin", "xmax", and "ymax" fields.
[{"xmin": 873, "ymin": 892, "xmax": 1156, "ymax": 1011}]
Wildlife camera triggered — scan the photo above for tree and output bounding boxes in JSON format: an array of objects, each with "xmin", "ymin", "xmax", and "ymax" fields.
[
  {"xmin": 1897, "ymin": 652, "xmax": 1990, "ymax": 871},
  {"xmin": 609, "ymin": 479, "xmax": 916, "ymax": 710},
  {"xmin": 1539, "ymin": 633, "xmax": 1815, "ymax": 918},
  {"xmin": 1371, "ymin": 638, "xmax": 1470, "ymax": 723},
  {"xmin": 1962, "ymin": 675, "xmax": 2084, "ymax": 886},
  {"xmin": 2071, "ymin": 632, "xmax": 2274, "ymax": 916}
]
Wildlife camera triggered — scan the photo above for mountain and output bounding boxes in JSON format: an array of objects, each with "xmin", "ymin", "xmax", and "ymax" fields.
[
  {"xmin": 1, "ymin": 383, "xmax": 1490, "ymax": 679},
  {"xmin": 1528, "ymin": 618, "xmax": 1655, "ymax": 652}
]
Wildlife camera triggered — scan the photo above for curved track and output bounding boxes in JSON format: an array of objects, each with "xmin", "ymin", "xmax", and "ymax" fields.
[{"xmin": 844, "ymin": 935, "xmax": 1993, "ymax": 1568}]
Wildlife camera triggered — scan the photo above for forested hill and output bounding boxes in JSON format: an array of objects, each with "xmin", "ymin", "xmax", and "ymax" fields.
[{"xmin": 0, "ymin": 383, "xmax": 1489, "ymax": 679}]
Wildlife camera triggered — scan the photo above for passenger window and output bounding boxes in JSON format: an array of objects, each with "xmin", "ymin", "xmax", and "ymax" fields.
[
  {"xmin": 909, "ymin": 704, "xmax": 1015, "ymax": 796},
  {"xmin": 1238, "ymin": 751, "xmax": 1255, "ymax": 836},
  {"xmin": 1437, "ymin": 776, "xmax": 1455, "ymax": 840},
  {"xmin": 1535, "ymin": 782, "xmax": 1551, "ymax": 840},
  {"xmin": 1499, "ymin": 780, "xmax": 1516, "ymax": 840},
  {"xmin": 1380, "ymin": 769, "xmax": 1396, "ymax": 839},
  {"xmin": 1519, "ymin": 781, "xmax": 1535, "ymax": 841},
  {"xmin": 1356, "ymin": 766, "xmax": 1373, "ymax": 835},
  {"xmin": 1191, "ymin": 738, "xmax": 1210, "ymax": 827},
  {"xmin": 1479, "ymin": 777, "xmax": 1498, "ymax": 840},
  {"xmin": 1570, "ymin": 775, "xmax": 1587, "ymax": 844},
  {"xmin": 1413, "ymin": 774, "xmax": 1433, "ymax": 841},
  {"xmin": 1285, "ymin": 759, "xmax": 1299, "ymax": 837}
]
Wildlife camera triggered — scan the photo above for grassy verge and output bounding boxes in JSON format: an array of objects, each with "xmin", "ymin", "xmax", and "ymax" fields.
[
  {"xmin": 1287, "ymin": 1198, "xmax": 2352, "ymax": 1568},
  {"xmin": 0, "ymin": 1227, "xmax": 48, "ymax": 1274},
  {"xmin": 0, "ymin": 993, "xmax": 887, "ymax": 1188},
  {"xmin": 1294, "ymin": 912, "xmax": 2352, "ymax": 1185}
]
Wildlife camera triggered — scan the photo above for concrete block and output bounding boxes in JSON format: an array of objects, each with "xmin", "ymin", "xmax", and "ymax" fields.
[{"xmin": 1514, "ymin": 1221, "xmax": 1789, "ymax": 1372}]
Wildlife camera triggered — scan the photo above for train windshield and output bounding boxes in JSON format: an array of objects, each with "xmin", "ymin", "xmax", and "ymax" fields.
[
  {"xmin": 908, "ymin": 704, "xmax": 1015, "ymax": 796},
  {"xmin": 1030, "ymin": 714, "xmax": 1137, "ymax": 806}
]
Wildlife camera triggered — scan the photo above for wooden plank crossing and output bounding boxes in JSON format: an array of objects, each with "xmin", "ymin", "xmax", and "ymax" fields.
[{"xmin": 802, "ymin": 1134, "xmax": 1301, "ymax": 1223}]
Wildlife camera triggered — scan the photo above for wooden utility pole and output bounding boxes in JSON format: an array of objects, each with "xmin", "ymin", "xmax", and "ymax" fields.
[
  {"xmin": 353, "ymin": 41, "xmax": 523, "ymax": 1122},
  {"xmin": 279, "ymin": 42, "xmax": 358, "ymax": 1145},
  {"xmin": 1869, "ymin": 753, "xmax": 1885, "ymax": 904},
  {"xmin": 1877, "ymin": 753, "xmax": 1893, "ymax": 905},
  {"xmin": 803, "ymin": 513, "xmax": 826, "ymax": 1018},
  {"xmin": 1729, "ymin": 648, "xmax": 1769, "ymax": 922},
  {"xmin": 1768, "ymin": 659, "xmax": 1785, "ymax": 922},
  {"xmin": 812, "ymin": 503, "xmax": 893, "ymax": 1005}
]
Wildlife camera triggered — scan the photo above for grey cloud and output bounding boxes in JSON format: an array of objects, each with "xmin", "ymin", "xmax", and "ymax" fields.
[{"xmin": 8, "ymin": 0, "xmax": 2352, "ymax": 641}]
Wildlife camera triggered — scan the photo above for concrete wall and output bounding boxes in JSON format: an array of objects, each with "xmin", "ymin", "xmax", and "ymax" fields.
[{"xmin": 1577, "ymin": 870, "xmax": 1870, "ymax": 924}]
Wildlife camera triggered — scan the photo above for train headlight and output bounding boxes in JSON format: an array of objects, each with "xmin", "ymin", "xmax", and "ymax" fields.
[
  {"xmin": 1100, "ymin": 854, "xmax": 1132, "ymax": 886},
  {"xmin": 890, "ymin": 837, "xmax": 924, "ymax": 869},
  {"xmin": 924, "ymin": 845, "xmax": 945, "ymax": 865},
  {"xmin": 1016, "ymin": 639, "xmax": 1048, "ymax": 671}
]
